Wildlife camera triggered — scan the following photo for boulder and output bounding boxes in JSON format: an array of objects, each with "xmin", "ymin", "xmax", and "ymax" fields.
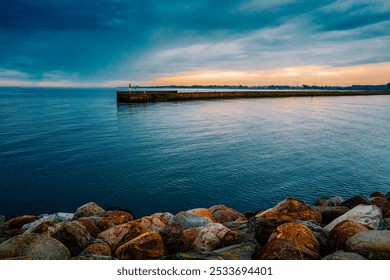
[
  {"xmin": 22, "ymin": 213, "xmax": 74, "ymax": 233},
  {"xmin": 340, "ymin": 194, "xmax": 369, "ymax": 209},
  {"xmin": 243, "ymin": 210, "xmax": 255, "ymax": 219},
  {"xmin": 220, "ymin": 230, "xmax": 258, "ymax": 248},
  {"xmin": 79, "ymin": 242, "xmax": 112, "ymax": 257},
  {"xmin": 369, "ymin": 197, "xmax": 390, "ymax": 214},
  {"xmin": 322, "ymin": 250, "xmax": 367, "ymax": 260},
  {"xmin": 253, "ymin": 240, "xmax": 321, "ymax": 260},
  {"xmin": 378, "ymin": 218, "xmax": 390, "ymax": 230},
  {"xmin": 209, "ymin": 205, "xmax": 246, "ymax": 223},
  {"xmin": 114, "ymin": 232, "xmax": 167, "ymax": 260},
  {"xmin": 322, "ymin": 196, "xmax": 344, "ymax": 207},
  {"xmin": 314, "ymin": 206, "xmax": 350, "ymax": 226},
  {"xmin": 160, "ymin": 222, "xmax": 190, "ymax": 254},
  {"xmin": 169, "ymin": 211, "xmax": 212, "ymax": 230},
  {"xmin": 183, "ymin": 227, "xmax": 202, "ymax": 246},
  {"xmin": 192, "ymin": 223, "xmax": 230, "ymax": 251},
  {"xmin": 257, "ymin": 198, "xmax": 322, "ymax": 224},
  {"xmin": 370, "ymin": 192, "xmax": 386, "ymax": 199},
  {"xmin": 138, "ymin": 213, "xmax": 172, "ymax": 233},
  {"xmin": 0, "ymin": 233, "xmax": 70, "ymax": 260},
  {"xmin": 73, "ymin": 202, "xmax": 105, "ymax": 220},
  {"xmin": 0, "ymin": 215, "xmax": 5, "ymax": 226},
  {"xmin": 76, "ymin": 219, "xmax": 101, "ymax": 238},
  {"xmin": 97, "ymin": 221, "xmax": 148, "ymax": 251},
  {"xmin": 51, "ymin": 221, "xmax": 90, "ymax": 256},
  {"xmin": 328, "ymin": 220, "xmax": 368, "ymax": 251},
  {"xmin": 96, "ymin": 210, "xmax": 135, "ymax": 231},
  {"xmin": 30, "ymin": 221, "xmax": 57, "ymax": 235},
  {"xmin": 324, "ymin": 205, "xmax": 382, "ymax": 231},
  {"xmin": 346, "ymin": 230, "xmax": 390, "ymax": 259},
  {"xmin": 72, "ymin": 255, "xmax": 117, "ymax": 260},
  {"xmin": 222, "ymin": 221, "xmax": 249, "ymax": 233},
  {"xmin": 187, "ymin": 208, "xmax": 216, "ymax": 222},
  {"xmin": 7, "ymin": 215, "xmax": 39, "ymax": 230},
  {"xmin": 296, "ymin": 220, "xmax": 329, "ymax": 255},
  {"xmin": 315, "ymin": 197, "xmax": 330, "ymax": 206},
  {"xmin": 248, "ymin": 216, "xmax": 288, "ymax": 245}
]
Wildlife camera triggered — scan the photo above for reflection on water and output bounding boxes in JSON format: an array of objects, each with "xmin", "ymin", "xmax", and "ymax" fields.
[{"xmin": 1, "ymin": 88, "xmax": 390, "ymax": 218}]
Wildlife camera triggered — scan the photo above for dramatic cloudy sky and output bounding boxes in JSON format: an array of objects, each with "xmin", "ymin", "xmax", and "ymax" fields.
[{"xmin": 1, "ymin": 0, "xmax": 389, "ymax": 86}]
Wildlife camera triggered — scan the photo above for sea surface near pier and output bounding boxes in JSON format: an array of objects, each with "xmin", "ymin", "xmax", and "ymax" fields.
[{"xmin": 1, "ymin": 87, "xmax": 389, "ymax": 218}]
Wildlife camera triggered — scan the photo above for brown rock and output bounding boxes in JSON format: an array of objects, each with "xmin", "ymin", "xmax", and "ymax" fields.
[
  {"xmin": 315, "ymin": 197, "xmax": 330, "ymax": 206},
  {"xmin": 209, "ymin": 205, "xmax": 246, "ymax": 223},
  {"xmin": 248, "ymin": 216, "xmax": 288, "ymax": 245},
  {"xmin": 192, "ymin": 223, "xmax": 230, "ymax": 251},
  {"xmin": 328, "ymin": 220, "xmax": 368, "ymax": 251},
  {"xmin": 187, "ymin": 208, "xmax": 216, "ymax": 222},
  {"xmin": 51, "ymin": 221, "xmax": 90, "ymax": 256},
  {"xmin": 183, "ymin": 227, "xmax": 202, "ymax": 246},
  {"xmin": 314, "ymin": 206, "xmax": 350, "ymax": 226},
  {"xmin": 161, "ymin": 222, "xmax": 191, "ymax": 254},
  {"xmin": 220, "ymin": 230, "xmax": 258, "ymax": 248},
  {"xmin": 340, "ymin": 195, "xmax": 369, "ymax": 209},
  {"xmin": 370, "ymin": 192, "xmax": 386, "ymax": 199},
  {"xmin": 77, "ymin": 219, "xmax": 101, "ymax": 238},
  {"xmin": 79, "ymin": 242, "xmax": 111, "ymax": 257},
  {"xmin": 138, "ymin": 215, "xmax": 168, "ymax": 233},
  {"xmin": 8, "ymin": 215, "xmax": 39, "ymax": 230},
  {"xmin": 257, "ymin": 198, "xmax": 322, "ymax": 224},
  {"xmin": 254, "ymin": 240, "xmax": 321, "ymax": 260},
  {"xmin": 30, "ymin": 221, "xmax": 57, "ymax": 235},
  {"xmin": 369, "ymin": 197, "xmax": 390, "ymax": 215},
  {"xmin": 268, "ymin": 222, "xmax": 319, "ymax": 253},
  {"xmin": 114, "ymin": 232, "xmax": 167, "ymax": 260},
  {"xmin": 96, "ymin": 210, "xmax": 135, "ymax": 231},
  {"xmin": 73, "ymin": 202, "xmax": 105, "ymax": 220}
]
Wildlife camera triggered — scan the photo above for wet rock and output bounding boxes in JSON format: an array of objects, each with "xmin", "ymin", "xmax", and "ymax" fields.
[
  {"xmin": 257, "ymin": 198, "xmax": 322, "ymax": 224},
  {"xmin": 340, "ymin": 194, "xmax": 369, "ymax": 209},
  {"xmin": 369, "ymin": 197, "xmax": 390, "ymax": 214},
  {"xmin": 378, "ymin": 218, "xmax": 390, "ymax": 230},
  {"xmin": 328, "ymin": 220, "xmax": 368, "ymax": 251},
  {"xmin": 253, "ymin": 240, "xmax": 321, "ymax": 260},
  {"xmin": 170, "ymin": 242, "xmax": 256, "ymax": 260},
  {"xmin": 77, "ymin": 219, "xmax": 101, "ymax": 238},
  {"xmin": 73, "ymin": 202, "xmax": 105, "ymax": 220},
  {"xmin": 187, "ymin": 208, "xmax": 216, "ymax": 222},
  {"xmin": 322, "ymin": 196, "xmax": 344, "ymax": 207},
  {"xmin": 22, "ymin": 213, "xmax": 74, "ymax": 233},
  {"xmin": 192, "ymin": 223, "xmax": 230, "ymax": 251},
  {"xmin": 268, "ymin": 222, "xmax": 319, "ymax": 253},
  {"xmin": 79, "ymin": 242, "xmax": 112, "ymax": 257},
  {"xmin": 169, "ymin": 211, "xmax": 212, "ymax": 230},
  {"xmin": 324, "ymin": 205, "xmax": 382, "ymax": 231},
  {"xmin": 220, "ymin": 230, "xmax": 258, "ymax": 248},
  {"xmin": 322, "ymin": 250, "xmax": 367, "ymax": 260},
  {"xmin": 97, "ymin": 221, "xmax": 148, "ymax": 251},
  {"xmin": 248, "ymin": 216, "xmax": 288, "ymax": 245},
  {"xmin": 346, "ymin": 230, "xmax": 390, "ymax": 259},
  {"xmin": 0, "ymin": 233, "xmax": 70, "ymax": 260},
  {"xmin": 314, "ymin": 206, "xmax": 350, "ymax": 226},
  {"xmin": 138, "ymin": 213, "xmax": 172, "ymax": 233},
  {"xmin": 160, "ymin": 222, "xmax": 190, "ymax": 254},
  {"xmin": 7, "ymin": 215, "xmax": 39, "ymax": 230},
  {"xmin": 296, "ymin": 220, "xmax": 329, "ymax": 255},
  {"xmin": 51, "ymin": 221, "xmax": 90, "ymax": 256},
  {"xmin": 209, "ymin": 205, "xmax": 246, "ymax": 223},
  {"xmin": 114, "ymin": 232, "xmax": 167, "ymax": 260}
]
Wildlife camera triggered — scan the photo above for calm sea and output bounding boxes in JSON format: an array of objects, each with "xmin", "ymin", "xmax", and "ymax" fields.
[{"xmin": 1, "ymin": 87, "xmax": 389, "ymax": 218}]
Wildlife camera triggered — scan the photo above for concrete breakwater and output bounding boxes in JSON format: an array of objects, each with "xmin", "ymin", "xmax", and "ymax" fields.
[
  {"xmin": 1, "ymin": 191, "xmax": 390, "ymax": 260},
  {"xmin": 116, "ymin": 89, "xmax": 390, "ymax": 103}
]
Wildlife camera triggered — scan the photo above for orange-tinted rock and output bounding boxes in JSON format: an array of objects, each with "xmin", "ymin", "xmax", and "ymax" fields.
[
  {"xmin": 192, "ymin": 223, "xmax": 230, "ymax": 251},
  {"xmin": 51, "ymin": 221, "xmax": 90, "ymax": 256},
  {"xmin": 268, "ymin": 222, "xmax": 319, "ymax": 253},
  {"xmin": 73, "ymin": 202, "xmax": 105, "ymax": 220},
  {"xmin": 161, "ymin": 222, "xmax": 191, "ymax": 254},
  {"xmin": 138, "ymin": 216, "xmax": 167, "ymax": 233},
  {"xmin": 114, "ymin": 232, "xmax": 167, "ymax": 260},
  {"xmin": 150, "ymin": 212, "xmax": 174, "ymax": 225},
  {"xmin": 169, "ymin": 211, "xmax": 212, "ymax": 230},
  {"xmin": 328, "ymin": 220, "xmax": 368, "ymax": 251},
  {"xmin": 183, "ymin": 227, "xmax": 202, "ymax": 246},
  {"xmin": 209, "ymin": 205, "xmax": 246, "ymax": 223},
  {"xmin": 79, "ymin": 242, "xmax": 111, "ymax": 257},
  {"xmin": 254, "ymin": 240, "xmax": 321, "ymax": 260},
  {"xmin": 96, "ymin": 210, "xmax": 135, "ymax": 231},
  {"xmin": 257, "ymin": 198, "xmax": 322, "ymax": 224},
  {"xmin": 30, "ymin": 221, "xmax": 57, "ymax": 235},
  {"xmin": 369, "ymin": 197, "xmax": 390, "ymax": 215},
  {"xmin": 248, "ymin": 216, "xmax": 289, "ymax": 245},
  {"xmin": 370, "ymin": 192, "xmax": 386, "ymax": 199},
  {"xmin": 77, "ymin": 219, "xmax": 101, "ymax": 238},
  {"xmin": 187, "ymin": 208, "xmax": 216, "ymax": 222},
  {"xmin": 8, "ymin": 215, "xmax": 39, "ymax": 230}
]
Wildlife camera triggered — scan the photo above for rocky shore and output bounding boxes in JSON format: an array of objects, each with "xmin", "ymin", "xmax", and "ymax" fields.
[{"xmin": 1, "ymin": 191, "xmax": 390, "ymax": 260}]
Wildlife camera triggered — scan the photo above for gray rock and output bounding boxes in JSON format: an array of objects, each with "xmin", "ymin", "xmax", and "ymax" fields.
[
  {"xmin": 314, "ymin": 206, "xmax": 350, "ymax": 226},
  {"xmin": 322, "ymin": 250, "xmax": 367, "ymax": 260},
  {"xmin": 169, "ymin": 211, "xmax": 212, "ymax": 230},
  {"xmin": 296, "ymin": 220, "xmax": 329, "ymax": 253},
  {"xmin": 222, "ymin": 221, "xmax": 249, "ymax": 233},
  {"xmin": 378, "ymin": 218, "xmax": 390, "ymax": 230},
  {"xmin": 22, "ymin": 212, "xmax": 74, "ymax": 232},
  {"xmin": 324, "ymin": 205, "xmax": 382, "ymax": 231},
  {"xmin": 341, "ymin": 194, "xmax": 369, "ymax": 209},
  {"xmin": 0, "ymin": 215, "xmax": 5, "ymax": 226},
  {"xmin": 73, "ymin": 202, "xmax": 105, "ymax": 220},
  {"xmin": 346, "ymin": 230, "xmax": 390, "ymax": 259},
  {"xmin": 51, "ymin": 221, "xmax": 91, "ymax": 256},
  {"xmin": 322, "ymin": 196, "xmax": 344, "ymax": 207},
  {"xmin": 0, "ymin": 233, "xmax": 70, "ymax": 260}
]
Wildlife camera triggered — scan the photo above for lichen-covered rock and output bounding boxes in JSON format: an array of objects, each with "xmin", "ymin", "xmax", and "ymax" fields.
[
  {"xmin": 51, "ymin": 221, "xmax": 90, "ymax": 256},
  {"xmin": 22, "ymin": 213, "xmax": 74, "ymax": 233},
  {"xmin": 97, "ymin": 221, "xmax": 148, "ymax": 251},
  {"xmin": 138, "ymin": 213, "xmax": 172, "ymax": 233},
  {"xmin": 324, "ymin": 205, "xmax": 382, "ymax": 231},
  {"xmin": 76, "ymin": 219, "xmax": 101, "ymax": 238},
  {"xmin": 253, "ymin": 240, "xmax": 321, "ymax": 260},
  {"xmin": 187, "ymin": 208, "xmax": 216, "ymax": 222},
  {"xmin": 169, "ymin": 211, "xmax": 212, "ymax": 230},
  {"xmin": 183, "ymin": 227, "xmax": 202, "ymax": 246},
  {"xmin": 160, "ymin": 222, "xmax": 190, "ymax": 254},
  {"xmin": 220, "ymin": 230, "xmax": 258, "ymax": 248},
  {"xmin": 257, "ymin": 198, "xmax": 322, "ymax": 224},
  {"xmin": 7, "ymin": 215, "xmax": 39, "ymax": 230},
  {"xmin": 209, "ymin": 205, "xmax": 246, "ymax": 223},
  {"xmin": 322, "ymin": 250, "xmax": 367, "ymax": 260},
  {"xmin": 328, "ymin": 220, "xmax": 368, "ymax": 251},
  {"xmin": 79, "ymin": 242, "xmax": 111, "ymax": 257},
  {"xmin": 73, "ymin": 202, "xmax": 105, "ymax": 220},
  {"xmin": 192, "ymin": 223, "xmax": 230, "ymax": 251},
  {"xmin": 0, "ymin": 233, "xmax": 70, "ymax": 260},
  {"xmin": 346, "ymin": 230, "xmax": 390, "ymax": 260},
  {"xmin": 96, "ymin": 210, "xmax": 135, "ymax": 231},
  {"xmin": 341, "ymin": 194, "xmax": 369, "ymax": 209},
  {"xmin": 248, "ymin": 216, "xmax": 289, "ymax": 245},
  {"xmin": 30, "ymin": 221, "xmax": 57, "ymax": 235},
  {"xmin": 322, "ymin": 196, "xmax": 344, "ymax": 207},
  {"xmin": 268, "ymin": 222, "xmax": 319, "ymax": 253},
  {"xmin": 314, "ymin": 206, "xmax": 350, "ymax": 226},
  {"xmin": 296, "ymin": 220, "xmax": 329, "ymax": 254},
  {"xmin": 114, "ymin": 232, "xmax": 167, "ymax": 260}
]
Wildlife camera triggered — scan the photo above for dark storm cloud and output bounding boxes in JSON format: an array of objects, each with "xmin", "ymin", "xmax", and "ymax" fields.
[{"xmin": 0, "ymin": 0, "xmax": 389, "ymax": 85}]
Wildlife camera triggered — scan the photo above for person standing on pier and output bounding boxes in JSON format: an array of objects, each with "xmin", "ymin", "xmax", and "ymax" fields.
[{"xmin": 128, "ymin": 83, "xmax": 132, "ymax": 94}]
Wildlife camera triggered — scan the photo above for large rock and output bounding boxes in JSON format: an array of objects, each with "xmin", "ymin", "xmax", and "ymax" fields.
[
  {"xmin": 328, "ymin": 220, "xmax": 368, "ymax": 251},
  {"xmin": 169, "ymin": 211, "xmax": 212, "ymax": 230},
  {"xmin": 324, "ymin": 205, "xmax": 382, "ymax": 231},
  {"xmin": 223, "ymin": 221, "xmax": 249, "ymax": 233},
  {"xmin": 341, "ymin": 194, "xmax": 369, "ymax": 209},
  {"xmin": 183, "ymin": 227, "xmax": 202, "ymax": 246},
  {"xmin": 51, "ymin": 221, "xmax": 90, "ymax": 256},
  {"xmin": 253, "ymin": 240, "xmax": 321, "ymax": 260},
  {"xmin": 257, "ymin": 198, "xmax": 322, "ymax": 224},
  {"xmin": 76, "ymin": 219, "xmax": 101, "ymax": 238},
  {"xmin": 7, "ymin": 215, "xmax": 39, "ymax": 230},
  {"xmin": 220, "ymin": 230, "xmax": 258, "ymax": 248},
  {"xmin": 322, "ymin": 196, "xmax": 344, "ymax": 207},
  {"xmin": 138, "ymin": 212, "xmax": 173, "ymax": 233},
  {"xmin": 209, "ymin": 205, "xmax": 246, "ymax": 223},
  {"xmin": 322, "ymin": 250, "xmax": 367, "ymax": 260},
  {"xmin": 79, "ymin": 242, "xmax": 112, "ymax": 257},
  {"xmin": 187, "ymin": 208, "xmax": 216, "ymax": 222},
  {"xmin": 96, "ymin": 210, "xmax": 135, "ymax": 231},
  {"xmin": 114, "ymin": 232, "xmax": 167, "ymax": 260},
  {"xmin": 192, "ymin": 223, "xmax": 230, "ymax": 251},
  {"xmin": 73, "ymin": 202, "xmax": 105, "ymax": 219},
  {"xmin": 97, "ymin": 221, "xmax": 148, "ymax": 251},
  {"xmin": 369, "ymin": 197, "xmax": 390, "ymax": 215},
  {"xmin": 160, "ymin": 222, "xmax": 190, "ymax": 254},
  {"xmin": 248, "ymin": 216, "xmax": 288, "ymax": 245},
  {"xmin": 0, "ymin": 233, "xmax": 70, "ymax": 260},
  {"xmin": 346, "ymin": 230, "xmax": 390, "ymax": 259},
  {"xmin": 0, "ymin": 215, "xmax": 5, "ymax": 226},
  {"xmin": 296, "ymin": 220, "xmax": 329, "ymax": 255},
  {"xmin": 22, "ymin": 213, "xmax": 74, "ymax": 233},
  {"xmin": 378, "ymin": 218, "xmax": 390, "ymax": 230},
  {"xmin": 314, "ymin": 206, "xmax": 350, "ymax": 226}
]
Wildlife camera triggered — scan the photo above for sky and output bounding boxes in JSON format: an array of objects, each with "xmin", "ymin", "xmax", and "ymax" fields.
[{"xmin": 1, "ymin": 0, "xmax": 389, "ymax": 87}]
